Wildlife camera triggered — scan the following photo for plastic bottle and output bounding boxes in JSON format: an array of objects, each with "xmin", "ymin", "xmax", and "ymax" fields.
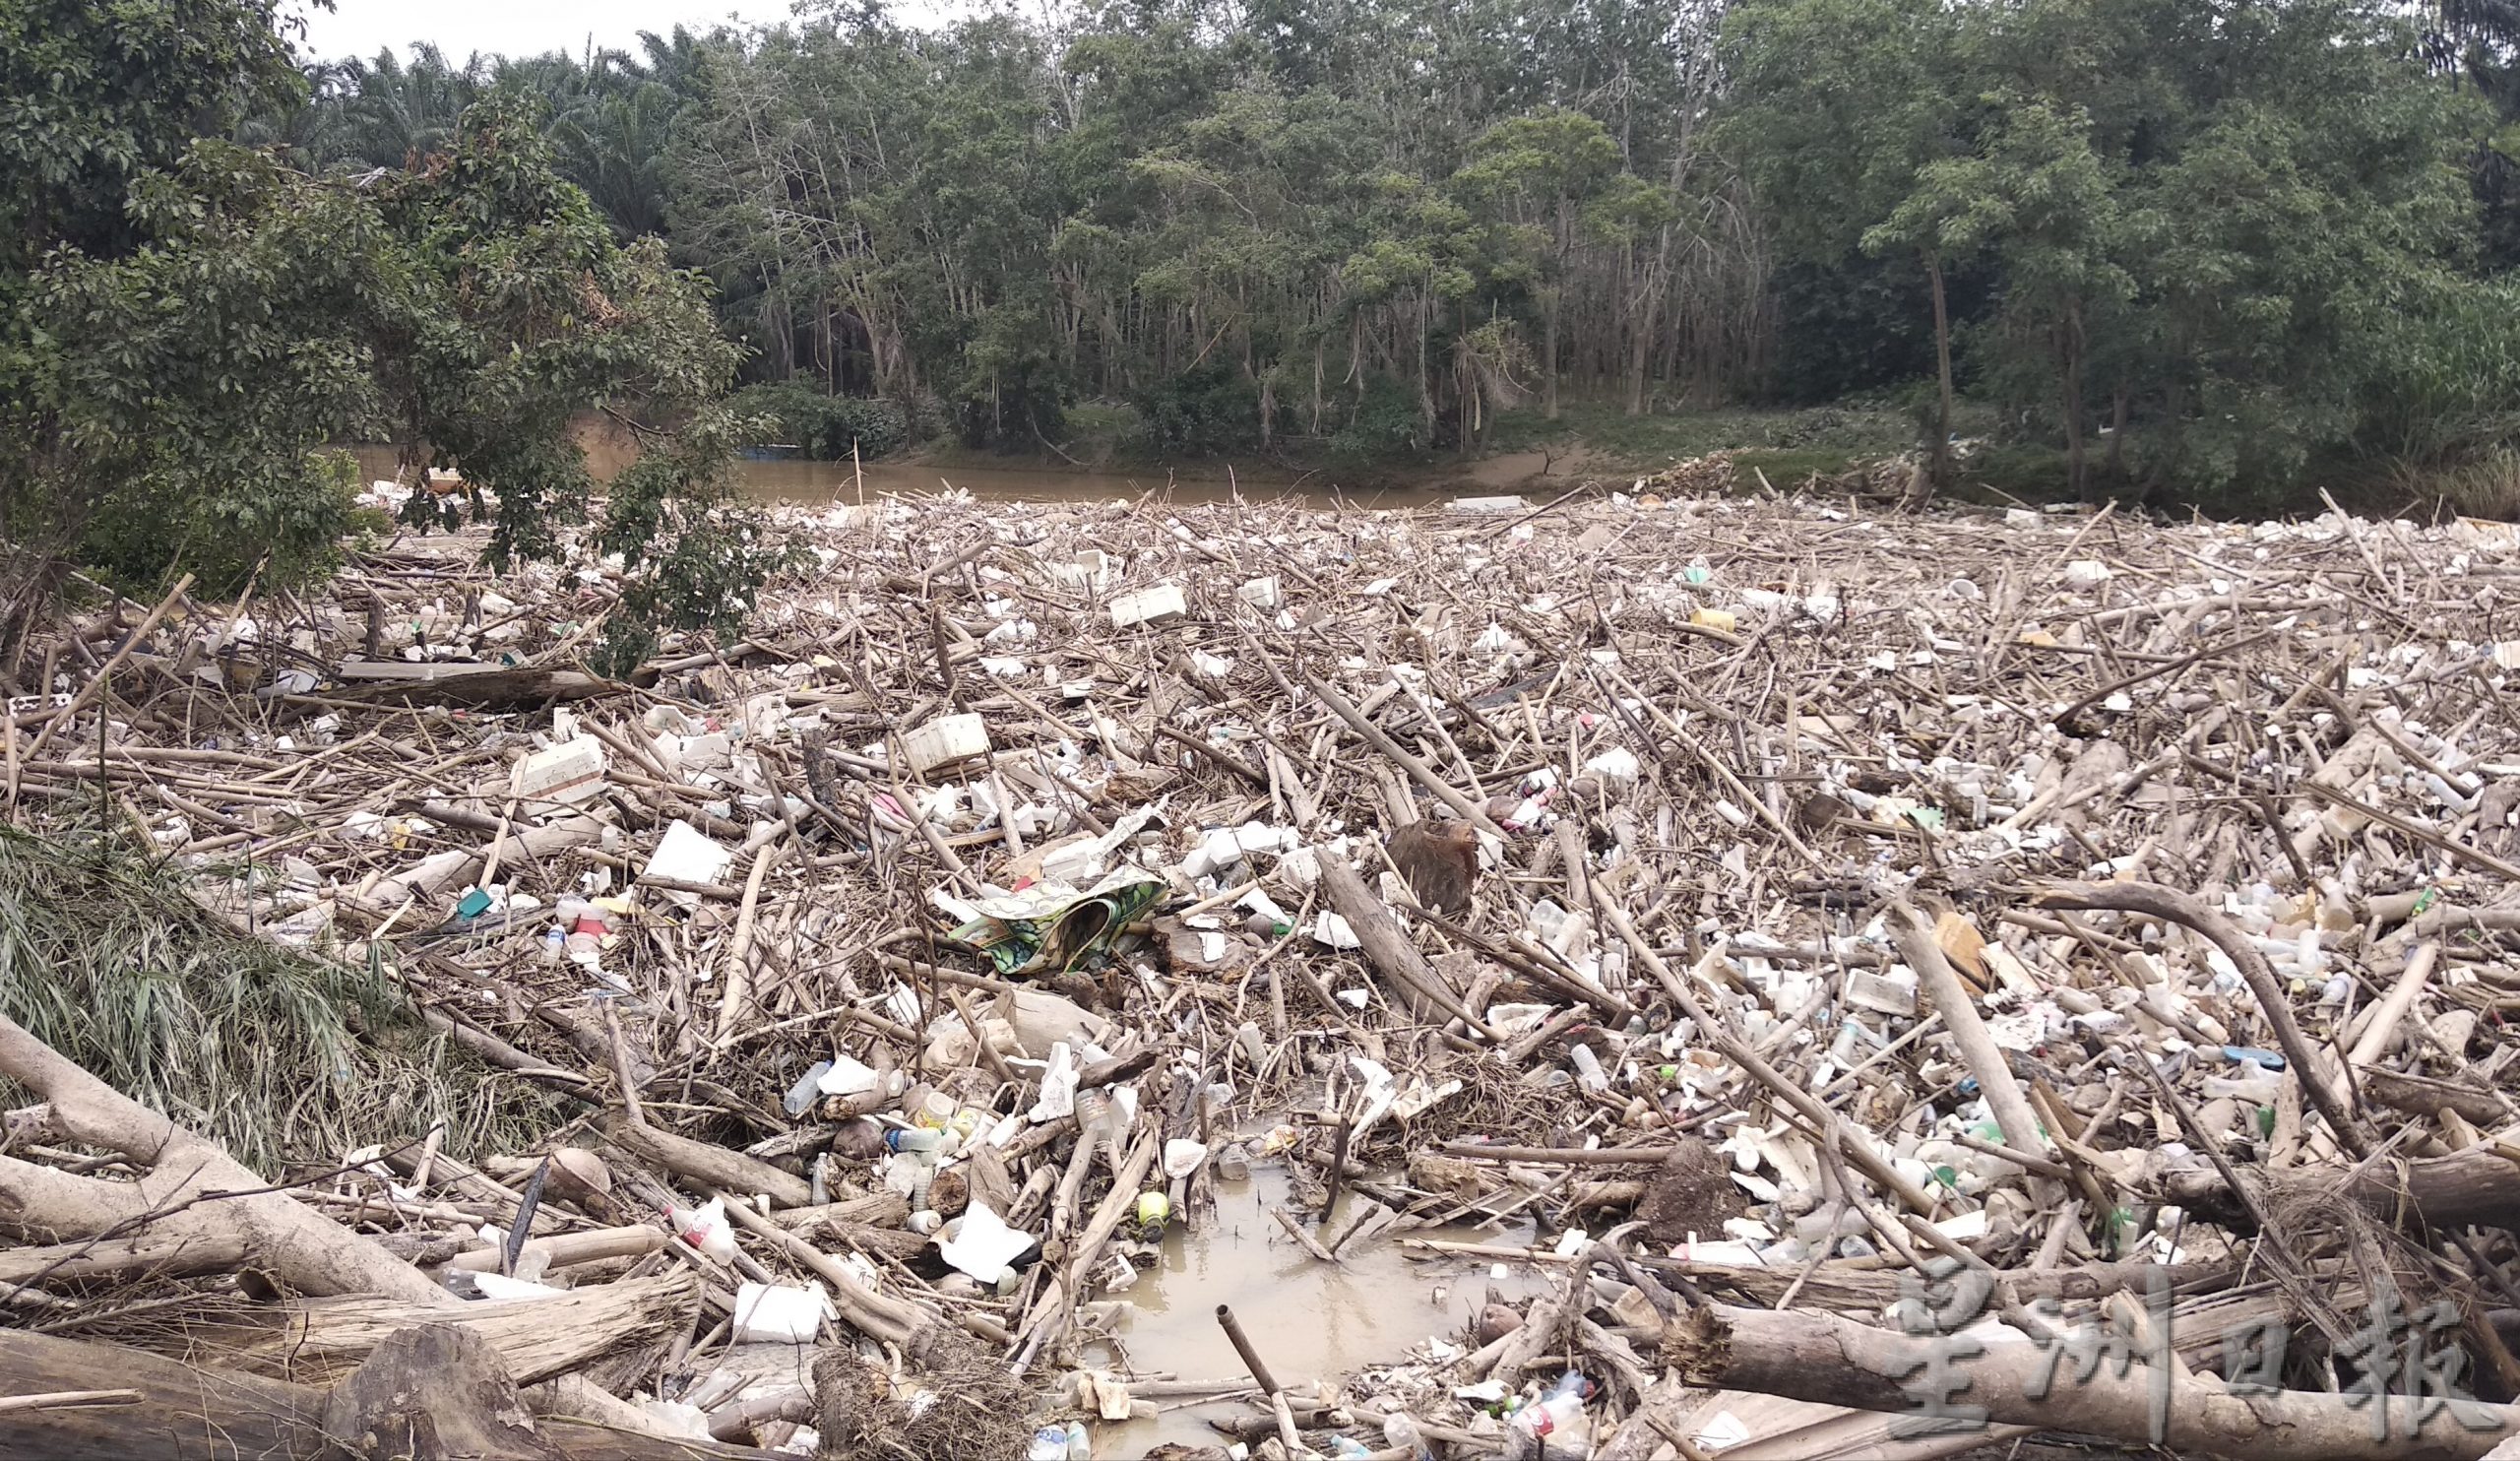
[
  {"xmin": 1568, "ymin": 1044, "xmax": 1609, "ymax": 1093},
  {"xmin": 1511, "ymin": 1381, "xmax": 1592, "ymax": 1445},
  {"xmin": 885, "ymin": 1126, "xmax": 956, "ymax": 1155},
  {"xmin": 2200, "ymin": 1072, "xmax": 2281, "ymax": 1104},
  {"xmin": 1075, "ymin": 1087, "xmax": 1115, "ymax": 1163},
  {"xmin": 667, "ymin": 1198, "xmax": 738, "ymax": 1263},
  {"xmin": 1329, "ymin": 1438, "xmax": 1373, "ymax": 1459},
  {"xmin": 1384, "ymin": 1413, "xmax": 1434, "ymax": 1461},
  {"xmin": 1062, "ymin": 1421, "xmax": 1090, "ymax": 1458},
  {"xmin": 783, "ymin": 1060, "xmax": 835, "ymax": 1118}
]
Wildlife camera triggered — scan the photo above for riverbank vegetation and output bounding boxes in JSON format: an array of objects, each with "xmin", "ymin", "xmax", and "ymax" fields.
[
  {"xmin": 229, "ymin": 0, "xmax": 2520, "ymax": 514},
  {"xmin": 9, "ymin": 0, "xmax": 2520, "ymax": 629}
]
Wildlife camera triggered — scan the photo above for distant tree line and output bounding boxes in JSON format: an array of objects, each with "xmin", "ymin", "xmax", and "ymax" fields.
[
  {"xmin": 235, "ymin": 0, "xmax": 2520, "ymax": 499},
  {"xmin": 10, "ymin": 0, "xmax": 2520, "ymax": 593}
]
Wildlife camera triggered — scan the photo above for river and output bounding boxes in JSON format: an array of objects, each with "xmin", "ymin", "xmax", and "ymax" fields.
[
  {"xmin": 744, "ymin": 458, "xmax": 1453, "ymax": 511},
  {"xmin": 352, "ymin": 446, "xmax": 1461, "ymax": 511}
]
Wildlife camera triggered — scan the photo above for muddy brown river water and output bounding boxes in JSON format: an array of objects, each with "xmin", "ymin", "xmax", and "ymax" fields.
[
  {"xmin": 352, "ymin": 445, "xmax": 1462, "ymax": 511},
  {"xmin": 1093, "ymin": 1165, "xmax": 1545, "ymax": 1454},
  {"xmin": 743, "ymin": 458, "xmax": 1453, "ymax": 511}
]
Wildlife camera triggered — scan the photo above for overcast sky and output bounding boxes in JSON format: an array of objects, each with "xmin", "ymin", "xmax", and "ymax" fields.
[{"xmin": 291, "ymin": 0, "xmax": 803, "ymax": 63}]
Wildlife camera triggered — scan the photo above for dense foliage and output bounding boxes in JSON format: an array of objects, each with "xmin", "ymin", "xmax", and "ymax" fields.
[
  {"xmin": 1, "ymin": 4, "xmax": 768, "ymax": 670},
  {"xmin": 233, "ymin": 0, "xmax": 2520, "ymax": 503},
  {"xmin": 9, "ymin": 0, "xmax": 2520, "ymax": 587}
]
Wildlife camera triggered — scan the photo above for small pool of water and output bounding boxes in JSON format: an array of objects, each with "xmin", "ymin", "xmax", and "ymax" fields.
[{"xmin": 1083, "ymin": 1165, "xmax": 1546, "ymax": 1455}]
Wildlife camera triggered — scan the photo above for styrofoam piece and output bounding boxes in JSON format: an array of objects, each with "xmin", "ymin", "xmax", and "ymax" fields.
[
  {"xmin": 646, "ymin": 819, "xmax": 732, "ymax": 887},
  {"xmin": 1446, "ymin": 495, "xmax": 1529, "ymax": 514},
  {"xmin": 511, "ymin": 736, "xmax": 606, "ymax": 805},
  {"xmin": 937, "ymin": 1201, "xmax": 1034, "ymax": 1284},
  {"xmin": 1163, "ymin": 1138, "xmax": 1210, "ymax": 1180},
  {"xmin": 816, "ymin": 1055, "xmax": 880, "ymax": 1099},
  {"xmin": 1109, "ymin": 584, "xmax": 1186, "ymax": 628},
  {"xmin": 903, "ymin": 713, "xmax": 990, "ymax": 773},
  {"xmin": 1029, "ymin": 1042, "xmax": 1080, "ymax": 1121},
  {"xmin": 1237, "ymin": 576, "xmax": 1282, "ymax": 609},
  {"xmin": 732, "ymin": 1281, "xmax": 827, "ymax": 1343},
  {"xmin": 1844, "ymin": 967, "xmax": 1919, "ymax": 1017},
  {"xmin": 472, "ymin": 1272, "xmax": 566, "ymax": 1301}
]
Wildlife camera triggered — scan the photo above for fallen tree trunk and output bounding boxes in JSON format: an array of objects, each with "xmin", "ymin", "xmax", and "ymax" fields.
[
  {"xmin": 0, "ymin": 1227, "xmax": 248, "ymax": 1287},
  {"xmin": 0, "ymin": 1017, "xmax": 688, "ymax": 1444},
  {"xmin": 0, "ymin": 1326, "xmax": 780, "ymax": 1461},
  {"xmin": 1659, "ymin": 1302, "xmax": 2520, "ymax": 1461},
  {"xmin": 602, "ymin": 1114, "xmax": 813, "ymax": 1209},
  {"xmin": 2165, "ymin": 1132, "xmax": 2520, "ymax": 1233},
  {"xmin": 206, "ymin": 1271, "xmax": 698, "ymax": 1387},
  {"xmin": 0, "ymin": 1014, "xmax": 448, "ymax": 1304}
]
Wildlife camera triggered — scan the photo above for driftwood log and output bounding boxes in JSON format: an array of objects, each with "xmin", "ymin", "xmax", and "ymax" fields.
[
  {"xmin": 1314, "ymin": 850, "xmax": 1486, "ymax": 1031},
  {"xmin": 0, "ymin": 1325, "xmax": 781, "ymax": 1461},
  {"xmin": 2165, "ymin": 1132, "xmax": 2520, "ymax": 1233},
  {"xmin": 0, "ymin": 1013, "xmax": 448, "ymax": 1303},
  {"xmin": 1660, "ymin": 1302, "xmax": 2520, "ymax": 1461}
]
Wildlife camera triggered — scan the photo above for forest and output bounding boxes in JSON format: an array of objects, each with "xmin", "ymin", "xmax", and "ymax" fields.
[
  {"xmin": 10, "ymin": 0, "xmax": 2520, "ymax": 564},
  {"xmin": 231, "ymin": 0, "xmax": 2520, "ymax": 508}
]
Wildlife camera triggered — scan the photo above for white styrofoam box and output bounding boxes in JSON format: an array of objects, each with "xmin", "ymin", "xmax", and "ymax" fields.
[
  {"xmin": 903, "ymin": 713, "xmax": 990, "ymax": 773},
  {"xmin": 1844, "ymin": 967, "xmax": 1919, "ymax": 1018},
  {"xmin": 512, "ymin": 737, "xmax": 607, "ymax": 804},
  {"xmin": 646, "ymin": 819, "xmax": 732, "ymax": 887},
  {"xmin": 732, "ymin": 1281, "xmax": 827, "ymax": 1344},
  {"xmin": 1109, "ymin": 584, "xmax": 1186, "ymax": 629},
  {"xmin": 1237, "ymin": 576, "xmax": 1282, "ymax": 609}
]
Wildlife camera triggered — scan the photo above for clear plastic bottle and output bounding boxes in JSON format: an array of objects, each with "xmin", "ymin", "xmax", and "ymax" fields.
[
  {"xmin": 1569, "ymin": 1044, "xmax": 1609, "ymax": 1093},
  {"xmin": 2201, "ymin": 1072, "xmax": 2281, "ymax": 1104},
  {"xmin": 1512, "ymin": 1381, "xmax": 1592, "ymax": 1447},
  {"xmin": 783, "ymin": 1060, "xmax": 834, "ymax": 1117},
  {"xmin": 1385, "ymin": 1413, "xmax": 1434, "ymax": 1461},
  {"xmin": 1075, "ymin": 1088, "xmax": 1116, "ymax": 1166}
]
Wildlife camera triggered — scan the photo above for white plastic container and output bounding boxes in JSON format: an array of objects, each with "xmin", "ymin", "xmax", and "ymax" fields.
[
  {"xmin": 1108, "ymin": 584, "xmax": 1186, "ymax": 628},
  {"xmin": 511, "ymin": 737, "xmax": 606, "ymax": 805},
  {"xmin": 903, "ymin": 714, "xmax": 990, "ymax": 773},
  {"xmin": 732, "ymin": 1281, "xmax": 826, "ymax": 1343}
]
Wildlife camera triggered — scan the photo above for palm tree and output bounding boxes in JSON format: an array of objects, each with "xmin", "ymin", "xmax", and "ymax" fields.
[{"xmin": 339, "ymin": 44, "xmax": 487, "ymax": 167}]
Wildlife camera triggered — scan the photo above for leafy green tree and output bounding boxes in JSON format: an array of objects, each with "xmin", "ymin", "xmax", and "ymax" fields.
[
  {"xmin": 1454, "ymin": 107, "xmax": 1621, "ymax": 418},
  {"xmin": 1, "ymin": 0, "xmax": 306, "ymax": 276},
  {"xmin": 1873, "ymin": 97, "xmax": 2128, "ymax": 498},
  {"xmin": 6, "ymin": 89, "xmax": 765, "ymax": 669},
  {"xmin": 1721, "ymin": 0, "xmax": 1979, "ymax": 486}
]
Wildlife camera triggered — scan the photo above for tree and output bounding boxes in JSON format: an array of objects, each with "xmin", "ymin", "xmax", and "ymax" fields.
[
  {"xmin": 1870, "ymin": 97, "xmax": 2127, "ymax": 499},
  {"xmin": 1721, "ymin": 0, "xmax": 1980, "ymax": 490},
  {"xmin": 0, "ymin": 0, "xmax": 306, "ymax": 277},
  {"xmin": 1453, "ymin": 107, "xmax": 1621, "ymax": 418},
  {"xmin": 1727, "ymin": 0, "xmax": 2484, "ymax": 502},
  {"xmin": 5, "ymin": 86, "xmax": 772, "ymax": 671}
]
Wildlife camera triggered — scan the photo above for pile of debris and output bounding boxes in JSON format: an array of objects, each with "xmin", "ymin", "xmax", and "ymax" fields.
[{"xmin": 4, "ymin": 482, "xmax": 2520, "ymax": 1461}]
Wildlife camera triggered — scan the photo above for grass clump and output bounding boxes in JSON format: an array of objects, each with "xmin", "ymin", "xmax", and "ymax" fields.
[{"xmin": 0, "ymin": 828, "xmax": 560, "ymax": 1175}]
